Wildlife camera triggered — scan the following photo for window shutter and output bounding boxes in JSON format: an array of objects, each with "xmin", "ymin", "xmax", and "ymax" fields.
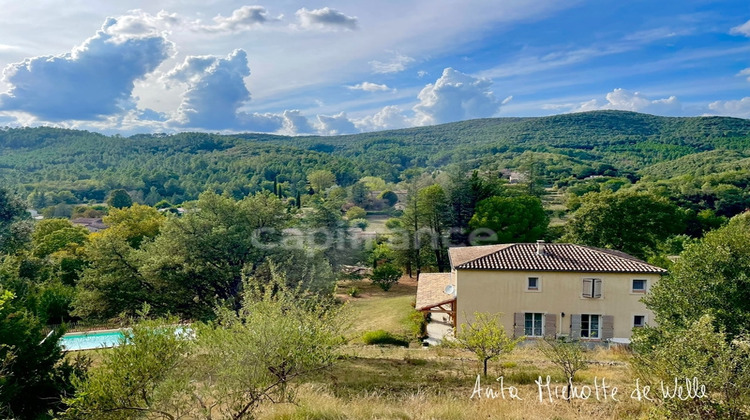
[
  {"xmin": 582, "ymin": 278, "xmax": 592, "ymax": 297},
  {"xmin": 602, "ymin": 315, "xmax": 614, "ymax": 340},
  {"xmin": 513, "ymin": 313, "xmax": 525, "ymax": 338},
  {"xmin": 544, "ymin": 313, "xmax": 556, "ymax": 339},
  {"xmin": 570, "ymin": 314, "xmax": 582, "ymax": 339},
  {"xmin": 593, "ymin": 279, "xmax": 602, "ymax": 298}
]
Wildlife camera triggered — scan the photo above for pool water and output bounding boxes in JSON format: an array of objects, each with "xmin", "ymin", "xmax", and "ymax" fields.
[{"xmin": 60, "ymin": 330, "xmax": 126, "ymax": 351}]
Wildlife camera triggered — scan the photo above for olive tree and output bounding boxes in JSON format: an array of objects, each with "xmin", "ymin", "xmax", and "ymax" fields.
[
  {"xmin": 64, "ymin": 283, "xmax": 346, "ymax": 419},
  {"xmin": 538, "ymin": 338, "xmax": 588, "ymax": 402},
  {"xmin": 448, "ymin": 312, "xmax": 522, "ymax": 377}
]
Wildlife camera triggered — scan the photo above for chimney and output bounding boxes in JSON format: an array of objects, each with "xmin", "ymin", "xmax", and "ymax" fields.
[{"xmin": 536, "ymin": 240, "xmax": 545, "ymax": 256}]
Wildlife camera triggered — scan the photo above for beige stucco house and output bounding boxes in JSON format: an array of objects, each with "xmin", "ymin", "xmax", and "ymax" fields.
[{"xmin": 415, "ymin": 241, "xmax": 666, "ymax": 343}]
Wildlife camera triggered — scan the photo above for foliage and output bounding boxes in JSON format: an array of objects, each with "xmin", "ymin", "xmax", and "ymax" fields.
[
  {"xmin": 379, "ymin": 190, "xmax": 398, "ymax": 206},
  {"xmin": 0, "ymin": 187, "xmax": 31, "ymax": 255},
  {"xmin": 308, "ymin": 169, "xmax": 336, "ymax": 193},
  {"xmin": 350, "ymin": 181, "xmax": 370, "ymax": 207},
  {"xmin": 564, "ymin": 190, "xmax": 684, "ymax": 258},
  {"xmin": 384, "ymin": 218, "xmax": 402, "ymax": 230},
  {"xmin": 408, "ymin": 310, "xmax": 428, "ymax": 339},
  {"xmin": 65, "ymin": 283, "xmax": 346, "ymax": 419},
  {"xmin": 63, "ymin": 316, "xmax": 192, "ymax": 420},
  {"xmin": 107, "ymin": 189, "xmax": 133, "ymax": 209},
  {"xmin": 371, "ymin": 263, "xmax": 402, "ymax": 291},
  {"xmin": 643, "ymin": 212, "xmax": 750, "ymax": 338},
  {"xmin": 445, "ymin": 170, "xmax": 500, "ymax": 245},
  {"xmin": 362, "ymin": 329, "xmax": 409, "ymax": 347},
  {"xmin": 538, "ymin": 338, "xmax": 588, "ymax": 402},
  {"xmin": 632, "ymin": 315, "xmax": 750, "ymax": 419},
  {"xmin": 32, "ymin": 218, "xmax": 89, "ymax": 258},
  {"xmin": 349, "ymin": 218, "xmax": 368, "ymax": 229},
  {"xmin": 74, "ymin": 191, "xmax": 290, "ymax": 320},
  {"xmin": 305, "ymin": 195, "xmax": 355, "ymax": 270},
  {"xmin": 417, "ymin": 184, "xmax": 451, "ymax": 271},
  {"xmin": 469, "ymin": 195, "xmax": 548, "ymax": 245},
  {"xmin": 345, "ymin": 206, "xmax": 367, "ymax": 220},
  {"xmin": 0, "ymin": 289, "xmax": 75, "ymax": 418},
  {"xmin": 448, "ymin": 312, "xmax": 522, "ymax": 377}
]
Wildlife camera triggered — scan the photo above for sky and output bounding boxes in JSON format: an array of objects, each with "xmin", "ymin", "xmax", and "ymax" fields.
[{"xmin": 1, "ymin": 1, "xmax": 750, "ymax": 135}]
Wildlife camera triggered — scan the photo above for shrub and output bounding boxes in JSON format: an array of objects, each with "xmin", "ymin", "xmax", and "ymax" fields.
[
  {"xmin": 408, "ymin": 310, "xmax": 427, "ymax": 339},
  {"xmin": 347, "ymin": 287, "xmax": 360, "ymax": 298},
  {"xmin": 371, "ymin": 263, "xmax": 401, "ymax": 291},
  {"xmin": 379, "ymin": 191, "xmax": 398, "ymax": 207},
  {"xmin": 362, "ymin": 330, "xmax": 409, "ymax": 347},
  {"xmin": 345, "ymin": 206, "xmax": 367, "ymax": 220},
  {"xmin": 349, "ymin": 218, "xmax": 368, "ymax": 229},
  {"xmin": 384, "ymin": 218, "xmax": 402, "ymax": 230}
]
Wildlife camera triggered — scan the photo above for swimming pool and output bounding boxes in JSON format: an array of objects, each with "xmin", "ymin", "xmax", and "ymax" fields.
[
  {"xmin": 59, "ymin": 329, "xmax": 126, "ymax": 351},
  {"xmin": 59, "ymin": 326, "xmax": 192, "ymax": 351}
]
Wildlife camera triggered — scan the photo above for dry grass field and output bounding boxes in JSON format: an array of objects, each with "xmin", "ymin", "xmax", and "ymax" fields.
[{"xmin": 255, "ymin": 277, "xmax": 653, "ymax": 420}]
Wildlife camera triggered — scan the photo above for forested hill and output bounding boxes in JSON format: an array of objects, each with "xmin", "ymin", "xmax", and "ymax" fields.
[{"xmin": 1, "ymin": 110, "xmax": 749, "ymax": 204}]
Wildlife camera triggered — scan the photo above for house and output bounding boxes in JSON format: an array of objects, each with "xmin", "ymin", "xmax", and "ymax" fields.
[
  {"xmin": 415, "ymin": 240, "xmax": 666, "ymax": 344},
  {"xmin": 71, "ymin": 217, "xmax": 107, "ymax": 232}
]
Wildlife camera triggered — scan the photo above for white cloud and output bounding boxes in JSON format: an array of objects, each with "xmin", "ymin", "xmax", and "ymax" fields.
[
  {"xmin": 708, "ymin": 98, "xmax": 750, "ymax": 118},
  {"xmin": 236, "ymin": 112, "xmax": 284, "ymax": 133},
  {"xmin": 412, "ymin": 67, "xmax": 502, "ymax": 125},
  {"xmin": 568, "ymin": 88, "xmax": 683, "ymax": 116},
  {"xmin": 315, "ymin": 112, "xmax": 357, "ymax": 135},
  {"xmin": 370, "ymin": 53, "xmax": 415, "ymax": 74},
  {"xmin": 0, "ymin": 17, "xmax": 172, "ymax": 121},
  {"xmin": 296, "ymin": 7, "xmax": 358, "ymax": 31},
  {"xmin": 199, "ymin": 6, "xmax": 276, "ymax": 32},
  {"xmin": 280, "ymin": 110, "xmax": 315, "ymax": 135},
  {"xmin": 730, "ymin": 19, "xmax": 750, "ymax": 37},
  {"xmin": 417, "ymin": 70, "xmax": 428, "ymax": 78},
  {"xmin": 102, "ymin": 10, "xmax": 179, "ymax": 40},
  {"xmin": 167, "ymin": 49, "xmax": 253, "ymax": 130},
  {"xmin": 739, "ymin": 68, "xmax": 750, "ymax": 81},
  {"xmin": 346, "ymin": 82, "xmax": 391, "ymax": 92},
  {"xmin": 354, "ymin": 105, "xmax": 410, "ymax": 131}
]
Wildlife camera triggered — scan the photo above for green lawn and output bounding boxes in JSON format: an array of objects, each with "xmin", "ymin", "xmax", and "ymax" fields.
[
  {"xmin": 336, "ymin": 277, "xmax": 418, "ymax": 341},
  {"xmin": 363, "ymin": 214, "xmax": 391, "ymax": 233}
]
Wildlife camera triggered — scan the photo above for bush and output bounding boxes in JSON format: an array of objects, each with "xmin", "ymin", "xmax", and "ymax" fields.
[
  {"xmin": 384, "ymin": 218, "xmax": 402, "ymax": 230},
  {"xmin": 362, "ymin": 330, "xmax": 409, "ymax": 347},
  {"xmin": 408, "ymin": 310, "xmax": 427, "ymax": 339},
  {"xmin": 379, "ymin": 191, "xmax": 398, "ymax": 207},
  {"xmin": 371, "ymin": 263, "xmax": 401, "ymax": 291},
  {"xmin": 345, "ymin": 206, "xmax": 367, "ymax": 220},
  {"xmin": 349, "ymin": 218, "xmax": 368, "ymax": 229},
  {"xmin": 347, "ymin": 287, "xmax": 360, "ymax": 297}
]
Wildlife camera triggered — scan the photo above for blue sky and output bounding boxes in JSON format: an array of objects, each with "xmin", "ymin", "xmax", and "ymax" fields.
[{"xmin": 0, "ymin": 1, "xmax": 749, "ymax": 135}]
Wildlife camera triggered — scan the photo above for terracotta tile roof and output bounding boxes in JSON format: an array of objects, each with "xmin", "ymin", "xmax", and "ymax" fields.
[
  {"xmin": 452, "ymin": 243, "xmax": 667, "ymax": 274},
  {"xmin": 415, "ymin": 273, "xmax": 454, "ymax": 311},
  {"xmin": 448, "ymin": 244, "xmax": 512, "ymax": 267}
]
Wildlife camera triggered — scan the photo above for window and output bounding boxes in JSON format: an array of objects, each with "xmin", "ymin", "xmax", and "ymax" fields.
[
  {"xmin": 634, "ymin": 315, "xmax": 646, "ymax": 328},
  {"xmin": 527, "ymin": 277, "xmax": 539, "ymax": 291},
  {"xmin": 582, "ymin": 278, "xmax": 602, "ymax": 298},
  {"xmin": 525, "ymin": 313, "xmax": 543, "ymax": 336},
  {"xmin": 581, "ymin": 314, "xmax": 600, "ymax": 338},
  {"xmin": 632, "ymin": 279, "xmax": 647, "ymax": 293}
]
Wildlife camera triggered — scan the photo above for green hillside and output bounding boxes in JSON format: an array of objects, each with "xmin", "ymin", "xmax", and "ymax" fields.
[{"xmin": 1, "ymin": 111, "xmax": 749, "ymax": 205}]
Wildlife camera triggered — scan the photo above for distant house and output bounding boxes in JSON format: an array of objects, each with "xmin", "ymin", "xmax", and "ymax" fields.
[
  {"xmin": 416, "ymin": 241, "xmax": 665, "ymax": 344},
  {"xmin": 71, "ymin": 218, "xmax": 107, "ymax": 232},
  {"xmin": 508, "ymin": 171, "xmax": 528, "ymax": 184}
]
